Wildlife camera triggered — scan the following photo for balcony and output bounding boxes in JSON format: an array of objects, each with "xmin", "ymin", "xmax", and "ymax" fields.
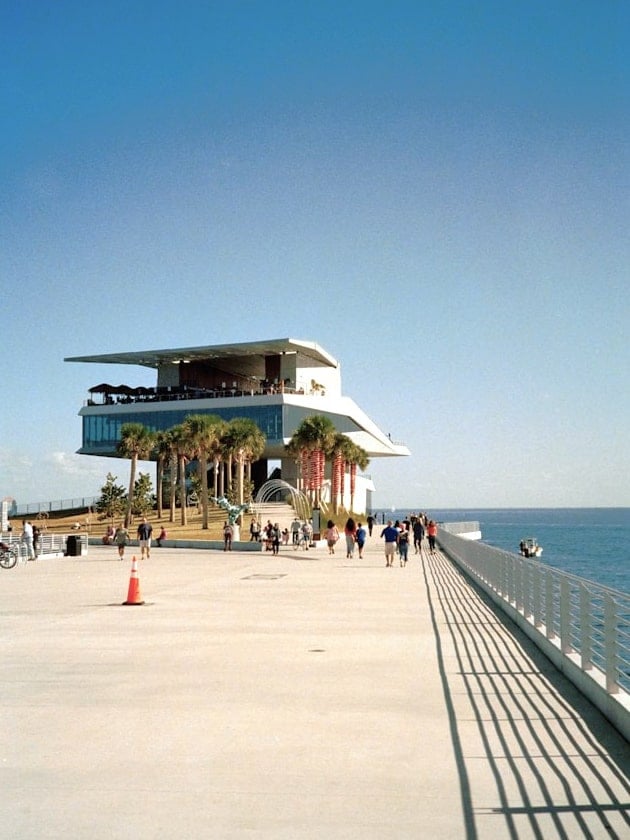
[{"xmin": 85, "ymin": 381, "xmax": 309, "ymax": 407}]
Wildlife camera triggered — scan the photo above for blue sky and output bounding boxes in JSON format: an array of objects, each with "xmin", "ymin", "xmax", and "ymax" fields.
[{"xmin": 1, "ymin": 0, "xmax": 628, "ymax": 508}]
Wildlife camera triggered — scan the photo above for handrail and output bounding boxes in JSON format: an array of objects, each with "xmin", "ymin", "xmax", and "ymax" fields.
[
  {"xmin": 437, "ymin": 528, "xmax": 630, "ymax": 741},
  {"xmin": 0, "ymin": 533, "xmax": 88, "ymax": 559}
]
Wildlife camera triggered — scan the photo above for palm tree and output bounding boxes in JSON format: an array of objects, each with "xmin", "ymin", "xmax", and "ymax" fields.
[
  {"xmin": 182, "ymin": 414, "xmax": 224, "ymax": 529},
  {"xmin": 153, "ymin": 430, "xmax": 173, "ymax": 520},
  {"xmin": 217, "ymin": 427, "xmax": 235, "ymax": 500},
  {"xmin": 117, "ymin": 423, "xmax": 155, "ymax": 527},
  {"xmin": 167, "ymin": 430, "xmax": 179, "ymax": 523},
  {"xmin": 169, "ymin": 423, "xmax": 191, "ymax": 526},
  {"xmin": 209, "ymin": 427, "xmax": 225, "ymax": 500},
  {"xmin": 346, "ymin": 441, "xmax": 370, "ymax": 513},
  {"xmin": 287, "ymin": 415, "xmax": 336, "ymax": 507},
  {"xmin": 328, "ymin": 433, "xmax": 356, "ymax": 513},
  {"xmin": 222, "ymin": 418, "xmax": 266, "ymax": 505},
  {"xmin": 286, "ymin": 435, "xmax": 308, "ymax": 495}
]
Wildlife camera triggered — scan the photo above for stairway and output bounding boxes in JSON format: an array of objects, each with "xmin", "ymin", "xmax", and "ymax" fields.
[{"xmin": 247, "ymin": 502, "xmax": 299, "ymax": 532}]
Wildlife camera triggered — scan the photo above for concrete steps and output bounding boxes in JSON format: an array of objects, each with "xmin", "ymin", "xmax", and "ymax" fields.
[{"xmin": 247, "ymin": 501, "xmax": 298, "ymax": 531}]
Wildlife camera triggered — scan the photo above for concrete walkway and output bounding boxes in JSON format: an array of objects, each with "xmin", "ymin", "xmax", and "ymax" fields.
[{"xmin": 1, "ymin": 534, "xmax": 628, "ymax": 839}]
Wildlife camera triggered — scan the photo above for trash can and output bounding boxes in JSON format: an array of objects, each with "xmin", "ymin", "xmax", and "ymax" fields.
[{"xmin": 66, "ymin": 535, "xmax": 82, "ymax": 556}]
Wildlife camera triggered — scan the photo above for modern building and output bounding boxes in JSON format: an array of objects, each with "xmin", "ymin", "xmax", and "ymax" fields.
[{"xmin": 65, "ymin": 338, "xmax": 409, "ymax": 513}]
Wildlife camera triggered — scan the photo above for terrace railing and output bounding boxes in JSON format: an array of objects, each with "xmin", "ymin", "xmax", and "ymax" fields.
[{"xmin": 438, "ymin": 527, "xmax": 630, "ymax": 741}]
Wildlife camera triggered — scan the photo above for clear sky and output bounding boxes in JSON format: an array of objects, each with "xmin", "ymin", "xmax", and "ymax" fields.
[{"xmin": 1, "ymin": 0, "xmax": 628, "ymax": 509}]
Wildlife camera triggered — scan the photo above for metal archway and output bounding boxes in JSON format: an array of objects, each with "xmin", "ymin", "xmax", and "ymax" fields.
[{"xmin": 253, "ymin": 479, "xmax": 311, "ymax": 522}]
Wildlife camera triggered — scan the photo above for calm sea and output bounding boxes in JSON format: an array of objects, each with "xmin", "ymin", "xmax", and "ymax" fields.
[{"xmin": 371, "ymin": 508, "xmax": 630, "ymax": 594}]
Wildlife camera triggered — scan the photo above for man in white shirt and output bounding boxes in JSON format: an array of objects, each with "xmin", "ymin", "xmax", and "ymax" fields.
[{"xmin": 21, "ymin": 520, "xmax": 35, "ymax": 560}]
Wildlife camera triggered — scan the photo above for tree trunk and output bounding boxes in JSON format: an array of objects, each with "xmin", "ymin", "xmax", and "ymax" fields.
[
  {"xmin": 212, "ymin": 458, "xmax": 219, "ymax": 499},
  {"xmin": 199, "ymin": 454, "xmax": 209, "ymax": 529},
  {"xmin": 179, "ymin": 454, "xmax": 187, "ymax": 526},
  {"xmin": 350, "ymin": 464, "xmax": 357, "ymax": 513},
  {"xmin": 169, "ymin": 456, "xmax": 177, "ymax": 523},
  {"xmin": 125, "ymin": 455, "xmax": 137, "ymax": 527},
  {"xmin": 332, "ymin": 453, "xmax": 343, "ymax": 514},
  {"xmin": 156, "ymin": 459, "xmax": 164, "ymax": 519},
  {"xmin": 237, "ymin": 452, "xmax": 245, "ymax": 505}
]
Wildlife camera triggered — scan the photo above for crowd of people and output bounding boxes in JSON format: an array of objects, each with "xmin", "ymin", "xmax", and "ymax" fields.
[
  {"xmin": 93, "ymin": 510, "xmax": 438, "ymax": 566},
  {"xmin": 379, "ymin": 512, "xmax": 437, "ymax": 567},
  {"xmin": 322, "ymin": 517, "xmax": 368, "ymax": 559},
  {"xmin": 248, "ymin": 516, "xmax": 314, "ymax": 553}
]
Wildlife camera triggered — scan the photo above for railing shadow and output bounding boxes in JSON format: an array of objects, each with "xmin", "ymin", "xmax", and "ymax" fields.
[{"xmin": 422, "ymin": 548, "xmax": 630, "ymax": 839}]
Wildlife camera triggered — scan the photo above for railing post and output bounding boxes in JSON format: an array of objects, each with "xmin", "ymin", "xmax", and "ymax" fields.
[
  {"xmin": 533, "ymin": 566, "xmax": 542, "ymax": 628},
  {"xmin": 545, "ymin": 570, "xmax": 555, "ymax": 640},
  {"xmin": 604, "ymin": 594, "xmax": 619, "ymax": 695},
  {"xmin": 522, "ymin": 562, "xmax": 531, "ymax": 619},
  {"xmin": 515, "ymin": 558, "xmax": 523, "ymax": 612},
  {"xmin": 497, "ymin": 553, "xmax": 505, "ymax": 598},
  {"xmin": 508, "ymin": 556, "xmax": 516, "ymax": 605},
  {"xmin": 579, "ymin": 583, "xmax": 593, "ymax": 671},
  {"xmin": 560, "ymin": 578, "xmax": 572, "ymax": 654}
]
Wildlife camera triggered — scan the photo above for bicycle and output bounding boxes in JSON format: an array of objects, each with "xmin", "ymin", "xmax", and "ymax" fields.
[{"xmin": 0, "ymin": 542, "xmax": 19, "ymax": 569}]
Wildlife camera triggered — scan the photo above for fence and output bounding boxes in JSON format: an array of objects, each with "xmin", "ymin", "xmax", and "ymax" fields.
[
  {"xmin": 439, "ymin": 520, "xmax": 481, "ymax": 539},
  {"xmin": 0, "ymin": 532, "xmax": 88, "ymax": 560},
  {"xmin": 437, "ymin": 527, "xmax": 630, "ymax": 741},
  {"xmin": 11, "ymin": 497, "xmax": 99, "ymax": 516}
]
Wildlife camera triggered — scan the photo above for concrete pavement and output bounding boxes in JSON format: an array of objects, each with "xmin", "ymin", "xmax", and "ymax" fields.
[{"xmin": 1, "ymin": 534, "xmax": 628, "ymax": 839}]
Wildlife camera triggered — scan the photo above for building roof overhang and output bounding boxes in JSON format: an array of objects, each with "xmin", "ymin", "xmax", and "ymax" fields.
[{"xmin": 65, "ymin": 338, "xmax": 338, "ymax": 370}]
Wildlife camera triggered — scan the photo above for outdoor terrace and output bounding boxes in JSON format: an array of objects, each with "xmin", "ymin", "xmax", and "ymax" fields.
[{"xmin": 84, "ymin": 381, "xmax": 319, "ymax": 406}]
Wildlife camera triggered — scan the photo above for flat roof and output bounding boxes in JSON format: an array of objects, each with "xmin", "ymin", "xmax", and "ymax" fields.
[{"xmin": 65, "ymin": 338, "xmax": 339, "ymax": 370}]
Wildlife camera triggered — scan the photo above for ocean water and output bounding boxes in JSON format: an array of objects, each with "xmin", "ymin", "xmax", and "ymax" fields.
[{"xmin": 371, "ymin": 508, "xmax": 630, "ymax": 594}]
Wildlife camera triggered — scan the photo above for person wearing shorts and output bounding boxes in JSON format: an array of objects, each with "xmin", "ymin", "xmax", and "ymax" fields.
[
  {"xmin": 380, "ymin": 520, "xmax": 399, "ymax": 567},
  {"xmin": 137, "ymin": 517, "xmax": 153, "ymax": 559},
  {"xmin": 356, "ymin": 522, "xmax": 367, "ymax": 559},
  {"xmin": 114, "ymin": 524, "xmax": 129, "ymax": 559}
]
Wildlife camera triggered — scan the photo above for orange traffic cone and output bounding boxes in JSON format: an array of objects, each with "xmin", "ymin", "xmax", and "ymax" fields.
[{"xmin": 123, "ymin": 556, "xmax": 145, "ymax": 606}]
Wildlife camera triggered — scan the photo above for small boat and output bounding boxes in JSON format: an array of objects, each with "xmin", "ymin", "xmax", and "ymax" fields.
[{"xmin": 519, "ymin": 537, "xmax": 543, "ymax": 558}]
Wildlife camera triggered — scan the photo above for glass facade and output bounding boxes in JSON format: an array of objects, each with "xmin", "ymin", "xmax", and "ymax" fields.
[
  {"xmin": 81, "ymin": 405, "xmax": 284, "ymax": 455},
  {"xmin": 80, "ymin": 402, "xmax": 362, "ymax": 456}
]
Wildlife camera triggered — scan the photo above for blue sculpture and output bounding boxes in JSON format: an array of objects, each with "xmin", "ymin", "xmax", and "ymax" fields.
[{"xmin": 212, "ymin": 497, "xmax": 250, "ymax": 525}]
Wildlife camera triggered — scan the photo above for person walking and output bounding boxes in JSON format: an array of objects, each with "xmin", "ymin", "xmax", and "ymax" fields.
[
  {"xmin": 291, "ymin": 517, "xmax": 301, "ymax": 546},
  {"xmin": 412, "ymin": 518, "xmax": 425, "ymax": 554},
  {"xmin": 223, "ymin": 521, "xmax": 234, "ymax": 551},
  {"xmin": 264, "ymin": 520, "xmax": 273, "ymax": 551},
  {"xmin": 21, "ymin": 520, "xmax": 35, "ymax": 561},
  {"xmin": 300, "ymin": 520, "xmax": 312, "ymax": 550},
  {"xmin": 398, "ymin": 525, "xmax": 410, "ymax": 566},
  {"xmin": 32, "ymin": 524, "xmax": 41, "ymax": 559},
  {"xmin": 367, "ymin": 514, "xmax": 375, "ymax": 537},
  {"xmin": 137, "ymin": 516, "xmax": 153, "ymax": 559},
  {"xmin": 380, "ymin": 519, "xmax": 399, "ymax": 567},
  {"xmin": 114, "ymin": 523, "xmax": 129, "ymax": 560},
  {"xmin": 344, "ymin": 517, "xmax": 357, "ymax": 558},
  {"xmin": 249, "ymin": 517, "xmax": 261, "ymax": 542},
  {"xmin": 356, "ymin": 522, "xmax": 367, "ymax": 559},
  {"xmin": 427, "ymin": 520, "xmax": 438, "ymax": 555},
  {"xmin": 271, "ymin": 523, "xmax": 281, "ymax": 555},
  {"xmin": 324, "ymin": 520, "xmax": 340, "ymax": 555}
]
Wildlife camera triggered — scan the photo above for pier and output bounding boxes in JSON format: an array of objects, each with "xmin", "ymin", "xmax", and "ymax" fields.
[{"xmin": 1, "ymin": 534, "xmax": 628, "ymax": 838}]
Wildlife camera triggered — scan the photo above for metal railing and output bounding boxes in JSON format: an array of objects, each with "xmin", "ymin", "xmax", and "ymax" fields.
[
  {"xmin": 0, "ymin": 533, "xmax": 88, "ymax": 560},
  {"xmin": 439, "ymin": 520, "xmax": 481, "ymax": 537},
  {"xmin": 11, "ymin": 498, "xmax": 98, "ymax": 516},
  {"xmin": 437, "ymin": 528, "xmax": 630, "ymax": 738}
]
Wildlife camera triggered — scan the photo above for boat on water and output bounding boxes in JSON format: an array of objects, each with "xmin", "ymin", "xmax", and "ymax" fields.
[{"xmin": 519, "ymin": 537, "xmax": 543, "ymax": 558}]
